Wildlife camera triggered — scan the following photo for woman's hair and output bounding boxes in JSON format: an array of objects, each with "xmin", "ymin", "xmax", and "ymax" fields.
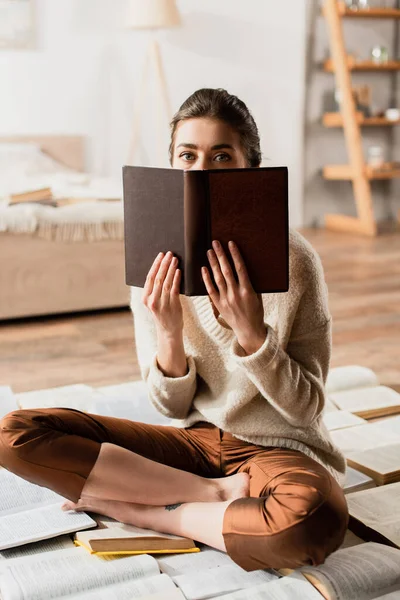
[{"xmin": 168, "ymin": 88, "xmax": 262, "ymax": 168}]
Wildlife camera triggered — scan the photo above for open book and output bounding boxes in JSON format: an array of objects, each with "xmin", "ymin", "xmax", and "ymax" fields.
[
  {"xmin": 346, "ymin": 481, "xmax": 400, "ymax": 547},
  {"xmin": 0, "ymin": 469, "xmax": 96, "ymax": 551},
  {"xmin": 123, "ymin": 165, "xmax": 289, "ymax": 295},
  {"xmin": 156, "ymin": 546, "xmax": 279, "ymax": 600},
  {"xmin": 74, "ymin": 516, "xmax": 199, "ymax": 556},
  {"xmin": 325, "ymin": 365, "xmax": 380, "ymax": 395},
  {"xmin": 0, "ymin": 546, "xmax": 177, "ymax": 600},
  {"xmin": 298, "ymin": 542, "xmax": 400, "ymax": 600},
  {"xmin": 329, "ymin": 421, "xmax": 400, "ymax": 455},
  {"xmin": 328, "ymin": 386, "xmax": 400, "ymax": 419},
  {"xmin": 346, "ymin": 443, "xmax": 400, "ymax": 485}
]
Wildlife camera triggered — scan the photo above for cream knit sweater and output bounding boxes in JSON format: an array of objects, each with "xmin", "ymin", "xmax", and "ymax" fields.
[{"xmin": 130, "ymin": 228, "xmax": 347, "ymax": 486}]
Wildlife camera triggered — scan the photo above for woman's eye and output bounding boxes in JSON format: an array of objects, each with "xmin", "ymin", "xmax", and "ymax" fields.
[
  {"xmin": 215, "ymin": 154, "xmax": 231, "ymax": 162},
  {"xmin": 179, "ymin": 152, "xmax": 195, "ymax": 161}
]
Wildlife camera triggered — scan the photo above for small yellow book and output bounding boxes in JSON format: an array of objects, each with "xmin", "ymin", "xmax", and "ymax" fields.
[{"xmin": 73, "ymin": 517, "xmax": 200, "ymax": 557}]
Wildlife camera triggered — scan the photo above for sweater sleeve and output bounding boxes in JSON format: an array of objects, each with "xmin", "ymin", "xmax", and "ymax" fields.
[
  {"xmin": 129, "ymin": 287, "xmax": 198, "ymax": 419},
  {"xmin": 228, "ymin": 261, "xmax": 332, "ymax": 428}
]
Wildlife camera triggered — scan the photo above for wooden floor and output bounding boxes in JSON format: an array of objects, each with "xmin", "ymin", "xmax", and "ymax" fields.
[{"xmin": 1, "ymin": 227, "xmax": 399, "ymax": 394}]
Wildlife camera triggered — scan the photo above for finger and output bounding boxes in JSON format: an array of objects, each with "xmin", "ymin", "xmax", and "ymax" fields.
[
  {"xmin": 211, "ymin": 241, "xmax": 237, "ymax": 289},
  {"xmin": 207, "ymin": 248, "xmax": 227, "ymax": 293},
  {"xmin": 162, "ymin": 256, "xmax": 178, "ymax": 300},
  {"xmin": 171, "ymin": 267, "xmax": 181, "ymax": 297},
  {"xmin": 228, "ymin": 241, "xmax": 253, "ymax": 291},
  {"xmin": 144, "ymin": 252, "xmax": 165, "ymax": 297},
  {"xmin": 152, "ymin": 252, "xmax": 174, "ymax": 297},
  {"xmin": 201, "ymin": 266, "xmax": 219, "ymax": 305}
]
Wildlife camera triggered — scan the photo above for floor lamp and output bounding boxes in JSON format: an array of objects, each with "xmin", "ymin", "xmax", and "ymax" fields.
[{"xmin": 125, "ymin": 0, "xmax": 181, "ymax": 167}]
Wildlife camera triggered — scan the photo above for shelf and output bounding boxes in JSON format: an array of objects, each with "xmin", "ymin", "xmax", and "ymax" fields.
[
  {"xmin": 324, "ymin": 58, "xmax": 400, "ymax": 72},
  {"xmin": 336, "ymin": 1, "xmax": 400, "ymax": 19},
  {"xmin": 323, "ymin": 112, "xmax": 400, "ymax": 127},
  {"xmin": 323, "ymin": 164, "xmax": 400, "ymax": 180}
]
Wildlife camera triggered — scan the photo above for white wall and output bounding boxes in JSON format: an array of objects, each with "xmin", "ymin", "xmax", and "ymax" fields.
[{"xmin": 0, "ymin": 0, "xmax": 307, "ymax": 228}]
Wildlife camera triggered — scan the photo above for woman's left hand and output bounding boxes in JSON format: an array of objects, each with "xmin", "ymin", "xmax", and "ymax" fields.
[{"xmin": 201, "ymin": 240, "xmax": 267, "ymax": 354}]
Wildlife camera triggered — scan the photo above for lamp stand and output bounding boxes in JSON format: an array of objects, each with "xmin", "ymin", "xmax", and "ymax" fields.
[{"xmin": 126, "ymin": 37, "xmax": 172, "ymax": 166}]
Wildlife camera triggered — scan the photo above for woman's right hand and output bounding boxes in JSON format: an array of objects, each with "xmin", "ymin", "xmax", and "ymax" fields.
[{"xmin": 142, "ymin": 251, "xmax": 183, "ymax": 338}]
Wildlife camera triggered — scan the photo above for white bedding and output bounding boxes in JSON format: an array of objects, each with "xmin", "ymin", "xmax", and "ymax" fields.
[{"xmin": 0, "ymin": 142, "xmax": 124, "ymax": 239}]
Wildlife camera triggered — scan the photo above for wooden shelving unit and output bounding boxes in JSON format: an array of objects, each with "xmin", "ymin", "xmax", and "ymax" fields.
[{"xmin": 321, "ymin": 0, "xmax": 400, "ymax": 236}]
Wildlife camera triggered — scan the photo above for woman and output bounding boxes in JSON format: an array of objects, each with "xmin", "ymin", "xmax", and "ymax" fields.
[{"xmin": 0, "ymin": 88, "xmax": 348, "ymax": 571}]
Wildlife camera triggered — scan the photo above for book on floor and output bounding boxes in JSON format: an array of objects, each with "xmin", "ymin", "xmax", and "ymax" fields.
[
  {"xmin": 322, "ymin": 410, "xmax": 366, "ymax": 432},
  {"xmin": 325, "ymin": 365, "xmax": 380, "ymax": 395},
  {"xmin": 328, "ymin": 385, "xmax": 400, "ymax": 419},
  {"xmin": 329, "ymin": 421, "xmax": 400, "ymax": 455},
  {"xmin": 346, "ymin": 481, "xmax": 400, "ymax": 547},
  {"xmin": 73, "ymin": 516, "xmax": 199, "ymax": 556},
  {"xmin": 122, "ymin": 165, "xmax": 289, "ymax": 295},
  {"xmin": 297, "ymin": 542, "xmax": 400, "ymax": 600},
  {"xmin": 0, "ymin": 546, "xmax": 176, "ymax": 600},
  {"xmin": 346, "ymin": 443, "xmax": 400, "ymax": 485},
  {"xmin": 0, "ymin": 469, "xmax": 96, "ymax": 551}
]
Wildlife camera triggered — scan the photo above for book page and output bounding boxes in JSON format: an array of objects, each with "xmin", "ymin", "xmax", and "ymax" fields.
[
  {"xmin": 325, "ymin": 366, "xmax": 379, "ymax": 395},
  {"xmin": 299, "ymin": 543, "xmax": 400, "ymax": 600},
  {"xmin": 343, "ymin": 466, "xmax": 375, "ymax": 493},
  {"xmin": 0, "ymin": 535, "xmax": 74, "ymax": 561},
  {"xmin": 323, "ymin": 397, "xmax": 340, "ymax": 413},
  {"xmin": 330, "ymin": 423, "xmax": 400, "ymax": 455},
  {"xmin": 347, "ymin": 443, "xmax": 400, "ymax": 476},
  {"xmin": 0, "ymin": 387, "xmax": 18, "ymax": 419},
  {"xmin": 329, "ymin": 386, "xmax": 400, "ymax": 414},
  {"xmin": 346, "ymin": 482, "xmax": 400, "ymax": 545},
  {"xmin": 92, "ymin": 384, "xmax": 172, "ymax": 426},
  {"xmin": 0, "ymin": 546, "xmax": 159, "ymax": 600},
  {"xmin": 15, "ymin": 384, "xmax": 96, "ymax": 411},
  {"xmin": 172, "ymin": 564, "xmax": 278, "ymax": 600},
  {"xmin": 0, "ymin": 504, "xmax": 96, "ymax": 551},
  {"xmin": 210, "ymin": 572, "xmax": 324, "ymax": 599},
  {"xmin": 61, "ymin": 574, "xmax": 178, "ymax": 599},
  {"xmin": 323, "ymin": 411, "xmax": 366, "ymax": 431},
  {"xmin": 370, "ymin": 416, "xmax": 400, "ymax": 437},
  {"xmin": 0, "ymin": 469, "xmax": 67, "ymax": 516},
  {"xmin": 157, "ymin": 548, "xmax": 237, "ymax": 576}
]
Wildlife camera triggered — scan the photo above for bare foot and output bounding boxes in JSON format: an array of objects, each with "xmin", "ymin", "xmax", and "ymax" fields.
[
  {"xmin": 61, "ymin": 495, "xmax": 149, "ymax": 528},
  {"xmin": 217, "ymin": 472, "xmax": 250, "ymax": 502}
]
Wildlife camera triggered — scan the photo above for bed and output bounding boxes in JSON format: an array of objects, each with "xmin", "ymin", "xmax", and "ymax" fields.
[{"xmin": 0, "ymin": 136, "xmax": 130, "ymax": 320}]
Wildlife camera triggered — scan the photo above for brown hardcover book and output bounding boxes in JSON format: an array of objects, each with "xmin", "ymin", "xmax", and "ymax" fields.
[{"xmin": 123, "ymin": 165, "xmax": 289, "ymax": 296}]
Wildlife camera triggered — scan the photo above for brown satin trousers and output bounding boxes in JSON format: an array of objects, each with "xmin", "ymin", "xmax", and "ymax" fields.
[{"xmin": 0, "ymin": 409, "xmax": 349, "ymax": 571}]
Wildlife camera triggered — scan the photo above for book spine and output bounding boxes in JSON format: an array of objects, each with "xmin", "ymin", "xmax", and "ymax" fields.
[{"xmin": 183, "ymin": 171, "xmax": 211, "ymax": 296}]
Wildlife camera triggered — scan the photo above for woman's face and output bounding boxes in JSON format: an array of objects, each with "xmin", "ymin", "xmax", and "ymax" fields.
[{"xmin": 171, "ymin": 117, "xmax": 248, "ymax": 170}]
